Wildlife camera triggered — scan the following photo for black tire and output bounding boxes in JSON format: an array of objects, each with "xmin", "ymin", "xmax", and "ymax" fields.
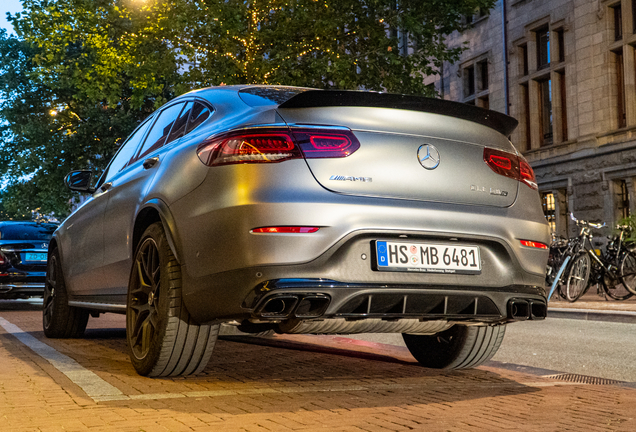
[
  {"xmin": 602, "ymin": 271, "xmax": 633, "ymax": 301},
  {"xmin": 43, "ymin": 248, "xmax": 89, "ymax": 338},
  {"xmin": 565, "ymin": 252, "xmax": 591, "ymax": 302},
  {"xmin": 126, "ymin": 222, "xmax": 219, "ymax": 377},
  {"xmin": 620, "ymin": 251, "xmax": 636, "ymax": 295},
  {"xmin": 402, "ymin": 324, "xmax": 506, "ymax": 369}
]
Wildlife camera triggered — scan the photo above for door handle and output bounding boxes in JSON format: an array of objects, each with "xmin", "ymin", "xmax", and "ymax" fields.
[
  {"xmin": 143, "ymin": 157, "xmax": 160, "ymax": 170},
  {"xmin": 100, "ymin": 182, "xmax": 112, "ymax": 192}
]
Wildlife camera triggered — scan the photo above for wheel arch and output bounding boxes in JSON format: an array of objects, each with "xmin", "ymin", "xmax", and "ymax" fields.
[
  {"xmin": 48, "ymin": 236, "xmax": 59, "ymax": 254},
  {"xmin": 133, "ymin": 199, "xmax": 182, "ymax": 264}
]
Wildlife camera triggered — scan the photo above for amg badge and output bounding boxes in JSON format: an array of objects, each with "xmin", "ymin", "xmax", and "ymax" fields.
[{"xmin": 329, "ymin": 175, "xmax": 372, "ymax": 183}]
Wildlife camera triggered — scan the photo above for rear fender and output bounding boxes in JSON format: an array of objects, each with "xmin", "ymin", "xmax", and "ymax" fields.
[{"xmin": 139, "ymin": 199, "xmax": 182, "ymax": 264}]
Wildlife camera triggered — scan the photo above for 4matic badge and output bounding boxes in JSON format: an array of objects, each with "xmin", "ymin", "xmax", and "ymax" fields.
[{"xmin": 471, "ymin": 185, "xmax": 509, "ymax": 196}]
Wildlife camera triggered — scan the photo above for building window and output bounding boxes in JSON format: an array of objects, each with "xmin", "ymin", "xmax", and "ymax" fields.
[
  {"xmin": 614, "ymin": 4, "xmax": 623, "ymax": 41},
  {"xmin": 464, "ymin": 7, "xmax": 489, "ymax": 24},
  {"xmin": 521, "ymin": 83, "xmax": 531, "ymax": 150},
  {"xmin": 464, "ymin": 65, "xmax": 475, "ymax": 97},
  {"xmin": 477, "ymin": 60, "xmax": 489, "ymax": 91},
  {"xmin": 478, "ymin": 95, "xmax": 489, "ymax": 110},
  {"xmin": 633, "ymin": 0, "xmax": 636, "ymax": 33},
  {"xmin": 536, "ymin": 27, "xmax": 550, "ymax": 70},
  {"xmin": 520, "ymin": 44, "xmax": 529, "ymax": 76},
  {"xmin": 556, "ymin": 29, "xmax": 565, "ymax": 63},
  {"xmin": 619, "ymin": 180, "xmax": 631, "ymax": 219},
  {"xmin": 538, "ymin": 78, "xmax": 553, "ymax": 145},
  {"xmin": 558, "ymin": 71, "xmax": 568, "ymax": 141},
  {"xmin": 542, "ymin": 192, "xmax": 556, "ymax": 232},
  {"xmin": 614, "ymin": 49, "xmax": 626, "ymax": 128}
]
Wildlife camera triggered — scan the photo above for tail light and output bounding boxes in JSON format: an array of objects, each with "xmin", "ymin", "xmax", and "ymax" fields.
[
  {"xmin": 197, "ymin": 127, "xmax": 360, "ymax": 166},
  {"xmin": 0, "ymin": 252, "xmax": 5, "ymax": 265},
  {"xmin": 520, "ymin": 240, "xmax": 548, "ymax": 249},
  {"xmin": 251, "ymin": 226, "xmax": 320, "ymax": 233},
  {"xmin": 483, "ymin": 148, "xmax": 537, "ymax": 190}
]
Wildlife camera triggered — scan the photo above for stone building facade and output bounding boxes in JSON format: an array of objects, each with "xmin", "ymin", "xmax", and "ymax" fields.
[{"xmin": 429, "ymin": 0, "xmax": 636, "ymax": 239}]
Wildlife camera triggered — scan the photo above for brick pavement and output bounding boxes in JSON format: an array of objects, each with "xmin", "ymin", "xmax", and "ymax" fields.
[{"xmin": 0, "ymin": 308, "xmax": 635, "ymax": 431}]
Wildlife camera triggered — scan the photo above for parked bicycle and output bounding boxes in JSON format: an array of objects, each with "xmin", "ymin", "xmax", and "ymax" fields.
[
  {"xmin": 564, "ymin": 215, "xmax": 636, "ymax": 301},
  {"xmin": 547, "ymin": 214, "xmax": 636, "ymax": 302}
]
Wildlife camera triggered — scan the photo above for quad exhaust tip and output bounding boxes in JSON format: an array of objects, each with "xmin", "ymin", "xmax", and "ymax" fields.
[
  {"xmin": 508, "ymin": 299, "xmax": 547, "ymax": 321},
  {"xmin": 255, "ymin": 294, "xmax": 330, "ymax": 319}
]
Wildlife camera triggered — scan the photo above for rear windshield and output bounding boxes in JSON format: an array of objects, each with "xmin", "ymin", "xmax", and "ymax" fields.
[
  {"xmin": 0, "ymin": 223, "xmax": 58, "ymax": 240},
  {"xmin": 238, "ymin": 86, "xmax": 312, "ymax": 107}
]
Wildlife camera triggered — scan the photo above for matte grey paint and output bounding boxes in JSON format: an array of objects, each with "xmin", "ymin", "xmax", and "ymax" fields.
[{"xmin": 53, "ymin": 85, "xmax": 549, "ymax": 328}]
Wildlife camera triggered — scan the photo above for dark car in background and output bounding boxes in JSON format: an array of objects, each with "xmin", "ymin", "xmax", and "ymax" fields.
[{"xmin": 0, "ymin": 221, "xmax": 58, "ymax": 298}]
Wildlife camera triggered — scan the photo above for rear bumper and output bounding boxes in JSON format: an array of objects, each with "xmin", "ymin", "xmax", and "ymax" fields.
[
  {"xmin": 181, "ymin": 234, "xmax": 547, "ymax": 324},
  {"xmin": 247, "ymin": 279, "xmax": 547, "ymax": 323}
]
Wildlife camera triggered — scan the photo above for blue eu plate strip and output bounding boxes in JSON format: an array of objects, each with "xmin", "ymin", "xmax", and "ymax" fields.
[{"xmin": 376, "ymin": 241, "xmax": 388, "ymax": 267}]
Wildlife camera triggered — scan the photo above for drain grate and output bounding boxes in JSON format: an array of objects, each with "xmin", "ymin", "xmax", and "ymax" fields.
[{"xmin": 543, "ymin": 373, "xmax": 623, "ymax": 386}]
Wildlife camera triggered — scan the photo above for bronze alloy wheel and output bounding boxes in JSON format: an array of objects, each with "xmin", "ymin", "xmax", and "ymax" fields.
[
  {"xmin": 42, "ymin": 253, "xmax": 58, "ymax": 331},
  {"xmin": 128, "ymin": 237, "xmax": 162, "ymax": 360},
  {"xmin": 126, "ymin": 222, "xmax": 219, "ymax": 377},
  {"xmin": 42, "ymin": 248, "xmax": 89, "ymax": 338}
]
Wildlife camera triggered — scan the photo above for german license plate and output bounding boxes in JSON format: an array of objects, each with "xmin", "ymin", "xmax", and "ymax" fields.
[
  {"xmin": 374, "ymin": 241, "xmax": 481, "ymax": 274},
  {"xmin": 25, "ymin": 253, "xmax": 47, "ymax": 262}
]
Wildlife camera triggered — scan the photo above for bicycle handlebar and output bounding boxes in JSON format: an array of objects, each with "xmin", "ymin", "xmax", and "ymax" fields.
[{"xmin": 570, "ymin": 213, "xmax": 605, "ymax": 230}]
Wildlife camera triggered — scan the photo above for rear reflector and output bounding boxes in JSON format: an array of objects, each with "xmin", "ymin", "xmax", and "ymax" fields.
[
  {"xmin": 197, "ymin": 127, "xmax": 360, "ymax": 166},
  {"xmin": 520, "ymin": 240, "xmax": 548, "ymax": 249},
  {"xmin": 483, "ymin": 147, "xmax": 537, "ymax": 189},
  {"xmin": 251, "ymin": 226, "xmax": 320, "ymax": 234}
]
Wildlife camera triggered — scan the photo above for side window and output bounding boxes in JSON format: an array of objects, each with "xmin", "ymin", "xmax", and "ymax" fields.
[
  {"xmin": 133, "ymin": 102, "xmax": 185, "ymax": 162},
  {"xmin": 186, "ymin": 102, "xmax": 211, "ymax": 134},
  {"xmin": 103, "ymin": 118, "xmax": 153, "ymax": 183},
  {"xmin": 166, "ymin": 101, "xmax": 193, "ymax": 144}
]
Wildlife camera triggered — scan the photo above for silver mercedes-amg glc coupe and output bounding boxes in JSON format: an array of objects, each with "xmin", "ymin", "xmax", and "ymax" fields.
[{"xmin": 44, "ymin": 86, "xmax": 549, "ymax": 376}]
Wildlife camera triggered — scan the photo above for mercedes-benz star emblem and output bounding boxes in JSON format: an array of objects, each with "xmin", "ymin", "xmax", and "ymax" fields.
[{"xmin": 417, "ymin": 144, "xmax": 440, "ymax": 170}]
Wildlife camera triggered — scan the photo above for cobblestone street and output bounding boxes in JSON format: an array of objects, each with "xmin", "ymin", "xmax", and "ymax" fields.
[{"xmin": 0, "ymin": 307, "xmax": 634, "ymax": 431}]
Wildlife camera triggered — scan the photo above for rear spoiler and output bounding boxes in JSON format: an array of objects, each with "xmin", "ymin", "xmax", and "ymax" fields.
[{"xmin": 278, "ymin": 90, "xmax": 518, "ymax": 137}]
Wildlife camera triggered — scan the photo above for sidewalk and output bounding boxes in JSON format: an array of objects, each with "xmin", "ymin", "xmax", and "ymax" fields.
[{"xmin": 548, "ymin": 287, "xmax": 636, "ymax": 323}]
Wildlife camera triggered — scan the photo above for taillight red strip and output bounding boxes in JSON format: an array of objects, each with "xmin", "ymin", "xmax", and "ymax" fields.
[
  {"xmin": 483, "ymin": 147, "xmax": 537, "ymax": 190},
  {"xmin": 251, "ymin": 227, "xmax": 320, "ymax": 234},
  {"xmin": 197, "ymin": 127, "xmax": 360, "ymax": 166},
  {"xmin": 520, "ymin": 240, "xmax": 548, "ymax": 249}
]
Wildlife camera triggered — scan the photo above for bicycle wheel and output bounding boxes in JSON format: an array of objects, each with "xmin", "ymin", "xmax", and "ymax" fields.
[
  {"xmin": 620, "ymin": 250, "xmax": 636, "ymax": 295},
  {"xmin": 565, "ymin": 252, "xmax": 591, "ymax": 302},
  {"xmin": 602, "ymin": 271, "xmax": 633, "ymax": 300}
]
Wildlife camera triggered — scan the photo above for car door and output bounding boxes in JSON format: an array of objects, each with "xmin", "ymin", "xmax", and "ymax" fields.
[
  {"xmin": 63, "ymin": 118, "xmax": 153, "ymax": 296},
  {"xmin": 101, "ymin": 101, "xmax": 188, "ymax": 294}
]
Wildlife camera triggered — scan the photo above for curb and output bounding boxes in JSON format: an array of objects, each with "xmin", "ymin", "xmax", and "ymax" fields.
[{"xmin": 548, "ymin": 307, "xmax": 636, "ymax": 324}]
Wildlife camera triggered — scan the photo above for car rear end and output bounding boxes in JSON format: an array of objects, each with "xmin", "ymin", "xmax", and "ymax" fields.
[
  {"xmin": 0, "ymin": 222, "xmax": 56, "ymax": 298},
  {"xmin": 173, "ymin": 89, "xmax": 550, "ymax": 332}
]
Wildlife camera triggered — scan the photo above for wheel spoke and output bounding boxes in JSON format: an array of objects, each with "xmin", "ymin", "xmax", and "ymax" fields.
[{"xmin": 128, "ymin": 236, "xmax": 163, "ymax": 361}]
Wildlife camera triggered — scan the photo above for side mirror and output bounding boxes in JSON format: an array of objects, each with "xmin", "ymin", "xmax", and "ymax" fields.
[{"xmin": 64, "ymin": 170, "xmax": 95, "ymax": 193}]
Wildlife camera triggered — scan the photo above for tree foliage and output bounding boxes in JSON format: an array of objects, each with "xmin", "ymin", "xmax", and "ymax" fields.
[{"xmin": 0, "ymin": 0, "xmax": 495, "ymax": 218}]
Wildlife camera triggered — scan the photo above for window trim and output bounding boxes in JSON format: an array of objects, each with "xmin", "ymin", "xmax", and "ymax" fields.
[
  {"xmin": 95, "ymin": 115, "xmax": 155, "ymax": 189},
  {"xmin": 536, "ymin": 26, "xmax": 550, "ymax": 70}
]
